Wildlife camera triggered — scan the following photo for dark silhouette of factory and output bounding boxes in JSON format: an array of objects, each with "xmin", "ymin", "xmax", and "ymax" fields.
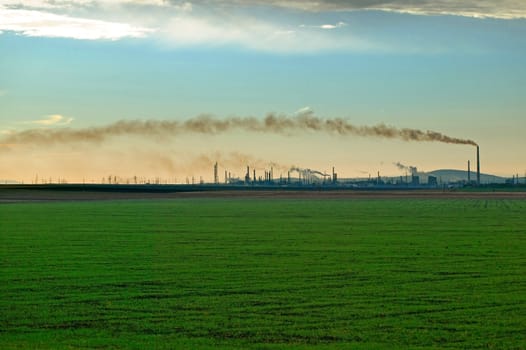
[
  {"xmin": 13, "ymin": 144, "xmax": 519, "ymax": 189},
  {"xmin": 209, "ymin": 145, "xmax": 484, "ymax": 189}
]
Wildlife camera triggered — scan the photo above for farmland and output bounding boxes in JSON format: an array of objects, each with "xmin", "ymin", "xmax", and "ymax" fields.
[{"xmin": 1, "ymin": 197, "xmax": 525, "ymax": 349}]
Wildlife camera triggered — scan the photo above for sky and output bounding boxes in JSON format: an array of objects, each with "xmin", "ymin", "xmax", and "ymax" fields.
[{"xmin": 1, "ymin": 0, "xmax": 525, "ymax": 183}]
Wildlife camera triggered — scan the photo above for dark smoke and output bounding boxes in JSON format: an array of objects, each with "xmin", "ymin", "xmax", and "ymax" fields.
[
  {"xmin": 394, "ymin": 162, "xmax": 418, "ymax": 175},
  {"xmin": 1, "ymin": 111, "xmax": 478, "ymax": 148}
]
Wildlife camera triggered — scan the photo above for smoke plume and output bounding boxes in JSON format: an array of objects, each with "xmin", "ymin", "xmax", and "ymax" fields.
[
  {"xmin": 191, "ymin": 152, "xmax": 290, "ymax": 174},
  {"xmin": 1, "ymin": 111, "xmax": 477, "ymax": 149},
  {"xmin": 290, "ymin": 167, "xmax": 330, "ymax": 178},
  {"xmin": 394, "ymin": 162, "xmax": 418, "ymax": 175}
]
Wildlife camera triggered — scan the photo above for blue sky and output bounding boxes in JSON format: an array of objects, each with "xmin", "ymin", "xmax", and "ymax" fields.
[{"xmin": 1, "ymin": 0, "xmax": 525, "ymax": 181}]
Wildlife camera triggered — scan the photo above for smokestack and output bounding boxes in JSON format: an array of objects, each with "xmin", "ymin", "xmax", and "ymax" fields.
[
  {"xmin": 245, "ymin": 166, "xmax": 250, "ymax": 184},
  {"xmin": 468, "ymin": 160, "xmax": 471, "ymax": 182},
  {"xmin": 214, "ymin": 162, "xmax": 218, "ymax": 184},
  {"xmin": 476, "ymin": 145, "xmax": 480, "ymax": 186}
]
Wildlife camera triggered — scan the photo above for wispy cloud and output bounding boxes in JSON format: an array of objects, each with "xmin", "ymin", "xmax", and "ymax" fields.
[
  {"xmin": 300, "ymin": 21, "xmax": 347, "ymax": 30},
  {"xmin": 0, "ymin": 0, "xmax": 171, "ymax": 9},
  {"xmin": 161, "ymin": 15, "xmax": 362, "ymax": 52},
  {"xmin": 220, "ymin": 0, "xmax": 526, "ymax": 19},
  {"xmin": 294, "ymin": 106, "xmax": 313, "ymax": 115},
  {"xmin": 25, "ymin": 114, "xmax": 74, "ymax": 126},
  {"xmin": 0, "ymin": 7, "xmax": 155, "ymax": 40},
  {"xmin": 320, "ymin": 22, "xmax": 347, "ymax": 29},
  {"xmin": 1, "ymin": 0, "xmax": 524, "ymax": 53},
  {"xmin": 0, "ymin": 2, "xmax": 361, "ymax": 52}
]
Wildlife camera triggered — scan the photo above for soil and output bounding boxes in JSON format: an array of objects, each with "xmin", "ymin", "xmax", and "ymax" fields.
[{"xmin": 1, "ymin": 187, "xmax": 526, "ymax": 203}]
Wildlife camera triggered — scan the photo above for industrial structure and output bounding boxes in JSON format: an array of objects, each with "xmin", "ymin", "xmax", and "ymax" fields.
[
  {"xmin": 12, "ymin": 144, "xmax": 506, "ymax": 189},
  {"xmin": 201, "ymin": 144, "xmax": 486, "ymax": 189},
  {"xmin": 213, "ymin": 162, "xmax": 219, "ymax": 184},
  {"xmin": 477, "ymin": 145, "xmax": 481, "ymax": 186}
]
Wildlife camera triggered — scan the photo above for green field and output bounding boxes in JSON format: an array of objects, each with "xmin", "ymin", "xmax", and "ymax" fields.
[{"xmin": 1, "ymin": 198, "xmax": 525, "ymax": 349}]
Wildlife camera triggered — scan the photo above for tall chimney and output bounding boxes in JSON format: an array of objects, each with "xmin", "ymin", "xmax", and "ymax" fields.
[
  {"xmin": 245, "ymin": 166, "xmax": 250, "ymax": 184},
  {"xmin": 468, "ymin": 160, "xmax": 471, "ymax": 182},
  {"xmin": 476, "ymin": 145, "xmax": 480, "ymax": 185},
  {"xmin": 214, "ymin": 162, "xmax": 218, "ymax": 184}
]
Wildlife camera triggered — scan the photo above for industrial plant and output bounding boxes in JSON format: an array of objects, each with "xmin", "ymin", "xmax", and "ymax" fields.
[
  {"xmin": 202, "ymin": 145, "xmax": 486, "ymax": 189},
  {"xmin": 4, "ymin": 144, "xmax": 525, "ymax": 189}
]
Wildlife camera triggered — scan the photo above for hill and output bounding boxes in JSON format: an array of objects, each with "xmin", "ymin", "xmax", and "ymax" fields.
[{"xmin": 426, "ymin": 169, "xmax": 506, "ymax": 184}]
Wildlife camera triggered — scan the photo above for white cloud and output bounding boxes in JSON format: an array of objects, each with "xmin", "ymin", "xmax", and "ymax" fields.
[
  {"xmin": 322, "ymin": 21, "xmax": 346, "ymax": 29},
  {"xmin": 368, "ymin": 5, "xmax": 526, "ymax": 20},
  {"xmin": 161, "ymin": 14, "xmax": 370, "ymax": 52},
  {"xmin": 294, "ymin": 106, "xmax": 313, "ymax": 115},
  {"xmin": 0, "ymin": 0, "xmax": 170, "ymax": 9},
  {"xmin": 0, "ymin": 2, "xmax": 364, "ymax": 52},
  {"xmin": 25, "ymin": 114, "xmax": 74, "ymax": 126},
  {"xmin": 220, "ymin": 0, "xmax": 526, "ymax": 19},
  {"xmin": 0, "ymin": 7, "xmax": 155, "ymax": 40},
  {"xmin": 1, "ymin": 0, "xmax": 523, "ymax": 54},
  {"xmin": 301, "ymin": 21, "xmax": 347, "ymax": 30},
  {"xmin": 172, "ymin": 1, "xmax": 192, "ymax": 11}
]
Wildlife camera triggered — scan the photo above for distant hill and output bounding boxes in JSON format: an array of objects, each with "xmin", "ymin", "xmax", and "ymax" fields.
[
  {"xmin": 0, "ymin": 180, "xmax": 23, "ymax": 185},
  {"xmin": 426, "ymin": 169, "xmax": 506, "ymax": 184}
]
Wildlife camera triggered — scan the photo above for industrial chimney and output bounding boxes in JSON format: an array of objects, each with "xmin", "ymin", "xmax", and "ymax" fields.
[
  {"xmin": 467, "ymin": 160, "xmax": 471, "ymax": 183},
  {"xmin": 476, "ymin": 145, "xmax": 480, "ymax": 186},
  {"xmin": 214, "ymin": 162, "xmax": 218, "ymax": 184},
  {"xmin": 245, "ymin": 166, "xmax": 250, "ymax": 184}
]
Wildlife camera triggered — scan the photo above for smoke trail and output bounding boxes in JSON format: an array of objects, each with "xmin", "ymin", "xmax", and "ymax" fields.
[
  {"xmin": 290, "ymin": 167, "xmax": 330, "ymax": 177},
  {"xmin": 394, "ymin": 162, "xmax": 418, "ymax": 175},
  {"xmin": 192, "ymin": 152, "xmax": 290, "ymax": 174},
  {"xmin": 1, "ymin": 111, "xmax": 478, "ymax": 148}
]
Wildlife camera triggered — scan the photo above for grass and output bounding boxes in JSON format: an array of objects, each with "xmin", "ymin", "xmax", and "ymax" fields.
[{"xmin": 1, "ymin": 198, "xmax": 525, "ymax": 349}]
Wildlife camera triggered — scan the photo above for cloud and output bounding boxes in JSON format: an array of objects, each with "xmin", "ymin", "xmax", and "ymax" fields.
[
  {"xmin": 0, "ymin": 0, "xmax": 171, "ymax": 9},
  {"xmin": 0, "ymin": 2, "xmax": 366, "ymax": 52},
  {"xmin": 216, "ymin": 0, "xmax": 526, "ymax": 19},
  {"xmin": 300, "ymin": 21, "xmax": 347, "ymax": 30},
  {"xmin": 1, "ymin": 0, "xmax": 524, "ymax": 54},
  {"xmin": 294, "ymin": 106, "xmax": 313, "ymax": 115},
  {"xmin": 320, "ymin": 22, "xmax": 347, "ymax": 29},
  {"xmin": 160, "ymin": 14, "xmax": 367, "ymax": 52},
  {"xmin": 25, "ymin": 114, "xmax": 74, "ymax": 126},
  {"xmin": 367, "ymin": 2, "xmax": 526, "ymax": 20},
  {"xmin": 0, "ymin": 7, "xmax": 155, "ymax": 40}
]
